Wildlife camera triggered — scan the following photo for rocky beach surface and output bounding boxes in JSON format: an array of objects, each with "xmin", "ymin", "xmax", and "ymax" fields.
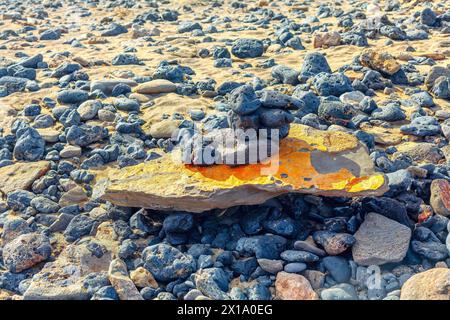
[{"xmin": 0, "ymin": 0, "xmax": 449, "ymax": 300}]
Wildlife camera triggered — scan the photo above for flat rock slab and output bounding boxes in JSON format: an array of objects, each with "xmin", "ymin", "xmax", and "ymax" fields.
[
  {"xmin": 23, "ymin": 240, "xmax": 113, "ymax": 300},
  {"xmin": 0, "ymin": 161, "xmax": 50, "ymax": 195},
  {"xmin": 352, "ymin": 212, "xmax": 411, "ymax": 266},
  {"xmin": 94, "ymin": 124, "xmax": 388, "ymax": 213}
]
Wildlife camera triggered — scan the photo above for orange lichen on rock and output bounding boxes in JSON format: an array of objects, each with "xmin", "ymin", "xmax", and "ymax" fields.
[{"xmin": 94, "ymin": 124, "xmax": 388, "ymax": 212}]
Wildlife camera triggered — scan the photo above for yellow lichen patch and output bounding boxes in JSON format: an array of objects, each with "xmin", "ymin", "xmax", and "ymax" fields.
[
  {"xmin": 346, "ymin": 174, "xmax": 386, "ymax": 193},
  {"xmin": 288, "ymin": 125, "xmax": 358, "ymax": 152}
]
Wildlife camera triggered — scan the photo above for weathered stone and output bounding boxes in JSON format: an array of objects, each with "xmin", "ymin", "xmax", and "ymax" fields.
[
  {"xmin": 133, "ymin": 79, "xmax": 177, "ymax": 94},
  {"xmin": 411, "ymin": 240, "xmax": 448, "ymax": 261},
  {"xmin": 23, "ymin": 240, "xmax": 113, "ymax": 300},
  {"xmin": 425, "ymin": 66, "xmax": 450, "ymax": 89},
  {"xmin": 1, "ymin": 216, "xmax": 32, "ymax": 245},
  {"xmin": 313, "ymin": 231, "xmax": 355, "ymax": 255},
  {"xmin": 293, "ymin": 239, "xmax": 326, "ymax": 256},
  {"xmin": 313, "ymin": 31, "xmax": 341, "ymax": 48},
  {"xmin": 108, "ymin": 258, "xmax": 143, "ymax": 300},
  {"xmin": 0, "ymin": 161, "xmax": 50, "ymax": 195},
  {"xmin": 146, "ymin": 119, "xmax": 182, "ymax": 139},
  {"xmin": 195, "ymin": 268, "xmax": 230, "ymax": 300},
  {"xmin": 302, "ymin": 270, "xmax": 325, "ymax": 290},
  {"xmin": 400, "ymin": 268, "xmax": 450, "ymax": 300},
  {"xmin": 320, "ymin": 283, "xmax": 358, "ymax": 300},
  {"xmin": 393, "ymin": 142, "xmax": 443, "ymax": 164},
  {"xmin": 360, "ymin": 124, "xmax": 402, "ymax": 146},
  {"xmin": 340, "ymin": 91, "xmax": 366, "ymax": 106},
  {"xmin": 2, "ymin": 233, "xmax": 51, "ymax": 273},
  {"xmin": 98, "ymin": 109, "xmax": 116, "ymax": 122},
  {"xmin": 430, "ymin": 179, "xmax": 450, "ymax": 217},
  {"xmin": 130, "ymin": 266, "xmax": 158, "ymax": 288},
  {"xmin": 58, "ymin": 186, "xmax": 89, "ymax": 207},
  {"xmin": 142, "ymin": 243, "xmax": 196, "ymax": 282},
  {"xmin": 352, "ymin": 213, "xmax": 411, "ymax": 266},
  {"xmin": 275, "ymin": 271, "xmax": 318, "ymax": 300},
  {"xmin": 257, "ymin": 259, "xmax": 284, "ymax": 274},
  {"xmin": 359, "ymin": 49, "xmax": 401, "ymax": 76},
  {"xmin": 95, "ymin": 124, "xmax": 387, "ymax": 213},
  {"xmin": 77, "ymin": 100, "xmax": 101, "ymax": 121},
  {"xmin": 0, "ymin": 105, "xmax": 17, "ymax": 132}
]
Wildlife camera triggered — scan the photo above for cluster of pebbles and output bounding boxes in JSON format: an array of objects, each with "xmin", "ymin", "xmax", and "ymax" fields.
[{"xmin": 179, "ymin": 84, "xmax": 296, "ymax": 165}]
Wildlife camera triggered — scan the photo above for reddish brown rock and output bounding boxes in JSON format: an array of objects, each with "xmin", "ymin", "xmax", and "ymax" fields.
[
  {"xmin": 58, "ymin": 186, "xmax": 89, "ymax": 207},
  {"xmin": 313, "ymin": 231, "xmax": 355, "ymax": 256},
  {"xmin": 313, "ymin": 31, "xmax": 341, "ymax": 48},
  {"xmin": 275, "ymin": 272, "xmax": 318, "ymax": 300},
  {"xmin": 430, "ymin": 179, "xmax": 450, "ymax": 217}
]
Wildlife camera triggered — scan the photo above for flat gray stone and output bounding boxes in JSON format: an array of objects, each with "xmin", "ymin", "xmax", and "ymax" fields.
[{"xmin": 352, "ymin": 212, "xmax": 411, "ymax": 266}]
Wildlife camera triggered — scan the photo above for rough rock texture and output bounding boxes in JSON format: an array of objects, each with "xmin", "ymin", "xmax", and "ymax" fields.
[
  {"xmin": 400, "ymin": 268, "xmax": 450, "ymax": 300},
  {"xmin": 95, "ymin": 124, "xmax": 387, "ymax": 213},
  {"xmin": 130, "ymin": 267, "xmax": 158, "ymax": 288},
  {"xmin": 108, "ymin": 258, "xmax": 143, "ymax": 300},
  {"xmin": 430, "ymin": 179, "xmax": 450, "ymax": 217},
  {"xmin": 313, "ymin": 31, "xmax": 341, "ymax": 48},
  {"xmin": 0, "ymin": 161, "xmax": 50, "ymax": 195},
  {"xmin": 352, "ymin": 213, "xmax": 411, "ymax": 265},
  {"xmin": 23, "ymin": 240, "xmax": 113, "ymax": 300},
  {"xmin": 275, "ymin": 271, "xmax": 318, "ymax": 300},
  {"xmin": 425, "ymin": 66, "xmax": 450, "ymax": 89},
  {"xmin": 2, "ymin": 233, "xmax": 51, "ymax": 273},
  {"xmin": 359, "ymin": 49, "xmax": 401, "ymax": 75}
]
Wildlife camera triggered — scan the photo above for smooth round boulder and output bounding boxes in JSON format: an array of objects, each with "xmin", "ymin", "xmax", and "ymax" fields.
[{"xmin": 134, "ymin": 79, "xmax": 177, "ymax": 94}]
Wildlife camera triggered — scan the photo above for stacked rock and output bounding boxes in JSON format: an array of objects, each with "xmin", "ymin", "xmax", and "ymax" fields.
[
  {"xmin": 227, "ymin": 85, "xmax": 295, "ymax": 140},
  {"xmin": 178, "ymin": 85, "xmax": 296, "ymax": 166}
]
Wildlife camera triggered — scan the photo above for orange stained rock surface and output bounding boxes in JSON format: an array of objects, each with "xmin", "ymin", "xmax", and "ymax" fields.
[
  {"xmin": 102, "ymin": 124, "xmax": 386, "ymax": 196},
  {"xmin": 435, "ymin": 180, "xmax": 450, "ymax": 211}
]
